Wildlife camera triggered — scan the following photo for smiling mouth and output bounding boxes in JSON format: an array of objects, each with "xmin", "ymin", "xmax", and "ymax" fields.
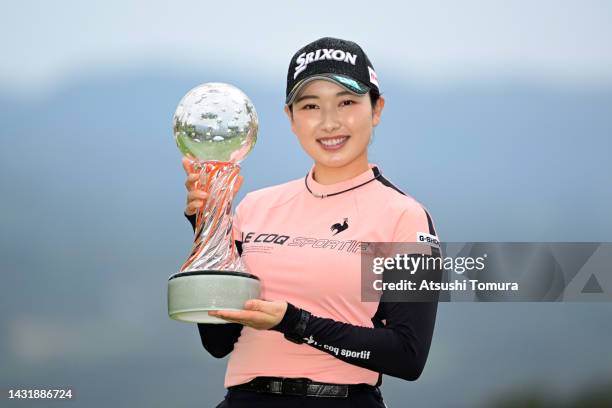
[{"xmin": 317, "ymin": 136, "xmax": 350, "ymax": 148}]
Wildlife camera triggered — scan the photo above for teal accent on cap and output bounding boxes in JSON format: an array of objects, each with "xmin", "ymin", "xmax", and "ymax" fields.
[{"xmin": 332, "ymin": 75, "xmax": 366, "ymax": 93}]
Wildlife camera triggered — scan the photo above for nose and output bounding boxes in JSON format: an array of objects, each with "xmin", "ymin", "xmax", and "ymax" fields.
[{"xmin": 320, "ymin": 107, "xmax": 341, "ymax": 133}]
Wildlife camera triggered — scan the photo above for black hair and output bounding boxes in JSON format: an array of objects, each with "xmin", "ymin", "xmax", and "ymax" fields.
[{"xmin": 369, "ymin": 90, "xmax": 381, "ymax": 109}]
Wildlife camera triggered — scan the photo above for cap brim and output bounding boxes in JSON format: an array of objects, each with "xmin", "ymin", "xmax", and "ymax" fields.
[{"xmin": 286, "ymin": 74, "xmax": 370, "ymax": 105}]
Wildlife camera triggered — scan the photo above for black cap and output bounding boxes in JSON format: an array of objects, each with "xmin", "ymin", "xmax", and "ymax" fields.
[{"xmin": 285, "ymin": 37, "xmax": 380, "ymax": 105}]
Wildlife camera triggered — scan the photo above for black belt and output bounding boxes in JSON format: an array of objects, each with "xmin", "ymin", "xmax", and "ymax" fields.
[{"xmin": 229, "ymin": 376, "xmax": 380, "ymax": 398}]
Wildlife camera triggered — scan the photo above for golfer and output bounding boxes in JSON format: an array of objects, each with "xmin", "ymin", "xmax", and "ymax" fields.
[{"xmin": 183, "ymin": 37, "xmax": 441, "ymax": 407}]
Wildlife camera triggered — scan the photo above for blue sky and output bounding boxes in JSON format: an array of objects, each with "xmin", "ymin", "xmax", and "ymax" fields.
[{"xmin": 2, "ymin": 0, "xmax": 612, "ymax": 97}]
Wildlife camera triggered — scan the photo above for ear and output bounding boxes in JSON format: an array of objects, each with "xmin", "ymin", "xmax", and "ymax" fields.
[{"xmin": 371, "ymin": 96, "xmax": 385, "ymax": 128}]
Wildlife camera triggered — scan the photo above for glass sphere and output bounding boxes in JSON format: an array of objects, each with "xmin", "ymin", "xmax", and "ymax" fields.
[{"xmin": 173, "ymin": 83, "xmax": 258, "ymax": 163}]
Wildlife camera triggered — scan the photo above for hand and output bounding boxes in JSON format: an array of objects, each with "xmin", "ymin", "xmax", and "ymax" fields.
[
  {"xmin": 208, "ymin": 299, "xmax": 288, "ymax": 330},
  {"xmin": 182, "ymin": 157, "xmax": 243, "ymax": 216}
]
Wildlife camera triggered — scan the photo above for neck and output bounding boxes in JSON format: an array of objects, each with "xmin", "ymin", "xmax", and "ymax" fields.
[{"xmin": 312, "ymin": 158, "xmax": 370, "ymax": 185}]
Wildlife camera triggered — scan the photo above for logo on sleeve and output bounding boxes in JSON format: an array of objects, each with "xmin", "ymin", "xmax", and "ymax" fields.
[{"xmin": 417, "ymin": 232, "xmax": 440, "ymax": 248}]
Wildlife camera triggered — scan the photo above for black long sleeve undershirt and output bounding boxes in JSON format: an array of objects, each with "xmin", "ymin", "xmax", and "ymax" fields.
[
  {"xmin": 270, "ymin": 300, "xmax": 439, "ymax": 381},
  {"xmin": 187, "ymin": 212, "xmax": 440, "ymax": 382},
  {"xmin": 186, "ymin": 212, "xmax": 244, "ymax": 358}
]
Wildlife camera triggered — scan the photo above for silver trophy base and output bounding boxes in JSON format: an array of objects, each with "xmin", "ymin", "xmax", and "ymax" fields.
[{"xmin": 168, "ymin": 271, "xmax": 261, "ymax": 323}]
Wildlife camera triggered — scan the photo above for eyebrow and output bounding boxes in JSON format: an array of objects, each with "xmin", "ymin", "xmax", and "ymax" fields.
[{"xmin": 294, "ymin": 91, "xmax": 355, "ymax": 105}]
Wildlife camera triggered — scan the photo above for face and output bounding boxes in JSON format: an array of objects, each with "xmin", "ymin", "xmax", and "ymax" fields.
[{"xmin": 284, "ymin": 79, "xmax": 384, "ymax": 173}]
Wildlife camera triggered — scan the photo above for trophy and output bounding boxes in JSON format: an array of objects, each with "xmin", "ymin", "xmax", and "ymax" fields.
[{"xmin": 168, "ymin": 82, "xmax": 260, "ymax": 324}]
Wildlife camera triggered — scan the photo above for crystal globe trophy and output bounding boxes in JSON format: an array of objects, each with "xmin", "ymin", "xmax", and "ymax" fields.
[{"xmin": 168, "ymin": 82, "xmax": 260, "ymax": 324}]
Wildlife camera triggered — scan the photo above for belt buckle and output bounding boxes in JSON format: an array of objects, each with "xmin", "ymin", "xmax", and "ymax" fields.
[{"xmin": 281, "ymin": 378, "xmax": 310, "ymax": 396}]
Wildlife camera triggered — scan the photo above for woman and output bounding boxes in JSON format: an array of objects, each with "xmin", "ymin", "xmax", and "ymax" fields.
[{"xmin": 184, "ymin": 37, "xmax": 441, "ymax": 408}]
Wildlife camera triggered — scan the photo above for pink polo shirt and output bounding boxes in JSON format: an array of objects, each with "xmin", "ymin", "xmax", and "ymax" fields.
[{"xmin": 225, "ymin": 163, "xmax": 438, "ymax": 387}]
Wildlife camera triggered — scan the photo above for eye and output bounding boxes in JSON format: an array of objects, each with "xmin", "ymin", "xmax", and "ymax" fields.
[
  {"xmin": 302, "ymin": 104, "xmax": 318, "ymax": 110},
  {"xmin": 341, "ymin": 99, "xmax": 355, "ymax": 106}
]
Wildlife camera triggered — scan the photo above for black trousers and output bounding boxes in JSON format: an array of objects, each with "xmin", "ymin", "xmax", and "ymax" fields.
[{"xmin": 214, "ymin": 387, "xmax": 388, "ymax": 407}]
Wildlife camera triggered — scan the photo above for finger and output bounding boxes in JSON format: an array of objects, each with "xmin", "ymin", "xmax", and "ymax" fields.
[
  {"xmin": 181, "ymin": 157, "xmax": 195, "ymax": 175},
  {"xmin": 211, "ymin": 310, "xmax": 247, "ymax": 320},
  {"xmin": 244, "ymin": 299, "xmax": 264, "ymax": 312},
  {"xmin": 187, "ymin": 191, "xmax": 208, "ymax": 201},
  {"xmin": 186, "ymin": 200, "xmax": 204, "ymax": 212},
  {"xmin": 209, "ymin": 314, "xmax": 246, "ymax": 326},
  {"xmin": 213, "ymin": 309, "xmax": 264, "ymax": 322},
  {"xmin": 209, "ymin": 311, "xmax": 248, "ymax": 325},
  {"xmin": 185, "ymin": 173, "xmax": 199, "ymax": 190}
]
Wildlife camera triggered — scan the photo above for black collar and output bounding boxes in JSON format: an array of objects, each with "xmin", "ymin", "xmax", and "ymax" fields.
[{"xmin": 304, "ymin": 166, "xmax": 381, "ymax": 198}]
